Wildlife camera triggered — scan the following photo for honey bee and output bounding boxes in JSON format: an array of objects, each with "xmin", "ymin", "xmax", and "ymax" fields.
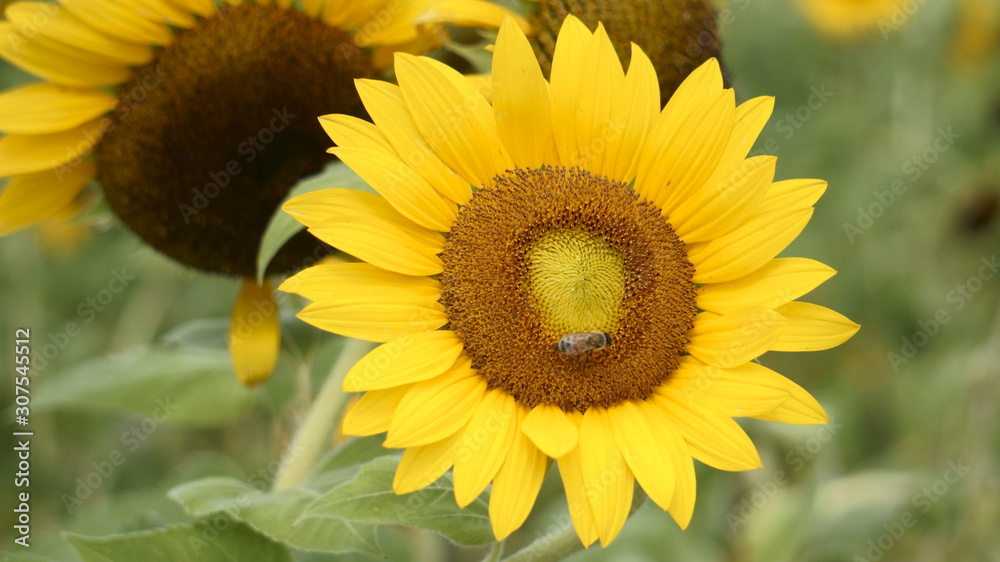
[{"xmin": 555, "ymin": 331, "xmax": 612, "ymax": 357}]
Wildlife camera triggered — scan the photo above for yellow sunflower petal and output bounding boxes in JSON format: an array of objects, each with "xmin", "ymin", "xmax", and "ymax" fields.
[
  {"xmin": 657, "ymin": 57, "xmax": 725, "ymax": 131},
  {"xmin": 608, "ymin": 400, "xmax": 674, "ymax": 511},
  {"xmin": 395, "ymin": 53, "xmax": 512, "ymax": 188},
  {"xmin": 46, "ymin": 183, "xmax": 97, "ymax": 223},
  {"xmin": 697, "ymin": 258, "xmax": 836, "ymax": 315},
  {"xmin": 300, "ymin": 188, "xmax": 445, "ymax": 276},
  {"xmin": 465, "ymin": 73, "xmax": 492, "ymax": 103},
  {"xmin": 635, "ymin": 88, "xmax": 736, "ymax": 214},
  {"xmin": 666, "ymin": 357, "xmax": 794, "ymax": 417},
  {"xmin": 579, "ymin": 407, "xmax": 633, "ymax": 546},
  {"xmin": 329, "ymin": 146, "xmax": 457, "ymax": 232},
  {"xmin": 59, "ymin": 0, "xmax": 173, "ymax": 45},
  {"xmin": 228, "ymin": 279, "xmax": 280, "ymax": 386},
  {"xmin": 672, "ymin": 155, "xmax": 776, "ymax": 244},
  {"xmin": 353, "ymin": 79, "xmax": 472, "ymax": 205},
  {"xmin": 752, "ymin": 381, "xmax": 829, "ymax": 425},
  {"xmin": 319, "ymin": 0, "xmax": 375, "ymax": 27},
  {"xmin": 489, "ymin": 409, "xmax": 548, "ymax": 540},
  {"xmin": 492, "ymin": 17, "xmax": 556, "ymax": 168},
  {"xmin": 393, "ymin": 431, "xmax": 463, "ymax": 494},
  {"xmin": 520, "ymin": 403, "xmax": 579, "ymax": 458},
  {"xmin": 282, "ymin": 259, "xmax": 446, "ymax": 342},
  {"xmin": 772, "ymin": 301, "xmax": 860, "ymax": 352},
  {"xmin": 0, "ymin": 161, "xmax": 94, "ymax": 236},
  {"xmin": 3, "ymin": 22, "xmax": 134, "ymax": 68},
  {"xmin": 557, "ymin": 426, "xmax": 600, "ymax": 547},
  {"xmin": 550, "ymin": 19, "xmax": 626, "ymax": 175},
  {"xmin": 603, "ymin": 43, "xmax": 659, "ymax": 183},
  {"xmin": 307, "ymin": 225, "xmax": 442, "ymax": 277},
  {"xmin": 667, "ymin": 439, "xmax": 697, "ymax": 529},
  {"xmin": 631, "ymin": 397, "xmax": 695, "ymax": 526},
  {"xmin": 417, "ymin": 1, "xmax": 530, "ymax": 33},
  {"xmin": 0, "ymin": 118, "xmax": 107, "ymax": 176},
  {"xmin": 687, "ymin": 208, "xmax": 814, "ymax": 284},
  {"xmin": 352, "ymin": 0, "xmax": 428, "ymax": 46},
  {"xmin": 319, "ymin": 113, "xmax": 394, "ymax": 153},
  {"xmin": 295, "ymin": 299, "xmax": 446, "ymax": 343},
  {"xmin": 755, "ymin": 403, "xmax": 829, "ymax": 425},
  {"xmin": 281, "ymin": 187, "xmax": 353, "ymax": 229},
  {"xmin": 6, "ymin": 4, "xmax": 155, "ymax": 66},
  {"xmin": 547, "ymin": 14, "xmax": 592, "ymax": 169},
  {"xmin": 686, "ymin": 308, "xmax": 787, "ymax": 368},
  {"xmin": 343, "ymin": 330, "xmax": 463, "ymax": 392},
  {"xmin": 0, "ymin": 24, "xmax": 131, "ymax": 87},
  {"xmin": 0, "ymin": 83, "xmax": 117, "ymax": 135},
  {"xmin": 278, "ymin": 260, "xmax": 440, "ymax": 302},
  {"xmin": 131, "ymin": 0, "xmax": 197, "ymax": 27},
  {"xmin": 385, "ymin": 356, "xmax": 488, "ymax": 447},
  {"xmin": 341, "ymin": 385, "xmax": 413, "ymax": 436},
  {"xmin": 452, "ymin": 388, "xmax": 518, "ymax": 507},
  {"xmin": 170, "ymin": 0, "xmax": 216, "ymax": 17},
  {"xmin": 718, "ymin": 96, "xmax": 775, "ymax": 168},
  {"xmin": 634, "ymin": 59, "xmax": 733, "ymax": 212},
  {"xmin": 755, "ymin": 178, "xmax": 827, "ymax": 216},
  {"xmin": 654, "ymin": 387, "xmax": 762, "ymax": 471}
]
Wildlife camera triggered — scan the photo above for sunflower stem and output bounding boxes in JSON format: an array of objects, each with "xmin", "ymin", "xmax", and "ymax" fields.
[
  {"xmin": 271, "ymin": 337, "xmax": 375, "ymax": 490},
  {"xmin": 502, "ymin": 492, "xmax": 648, "ymax": 562},
  {"xmin": 500, "ymin": 522, "xmax": 581, "ymax": 562},
  {"xmin": 480, "ymin": 541, "xmax": 504, "ymax": 562}
]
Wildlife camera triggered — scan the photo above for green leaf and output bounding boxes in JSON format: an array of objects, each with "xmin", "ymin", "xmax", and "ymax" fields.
[
  {"xmin": 169, "ymin": 477, "xmax": 258, "ymax": 514},
  {"xmin": 64, "ymin": 522, "xmax": 291, "ymax": 562},
  {"xmin": 313, "ymin": 435, "xmax": 391, "ymax": 474},
  {"xmin": 169, "ymin": 477, "xmax": 382, "ymax": 556},
  {"xmin": 302, "ymin": 456, "xmax": 494, "ymax": 546},
  {"xmin": 32, "ymin": 346, "xmax": 259, "ymax": 426},
  {"xmin": 443, "ymin": 37, "xmax": 496, "ymax": 75},
  {"xmin": 256, "ymin": 162, "xmax": 373, "ymax": 283}
]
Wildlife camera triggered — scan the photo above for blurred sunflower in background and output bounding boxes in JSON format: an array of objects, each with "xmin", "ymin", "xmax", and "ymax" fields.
[
  {"xmin": 281, "ymin": 16, "xmax": 859, "ymax": 546},
  {"xmin": 794, "ymin": 0, "xmax": 901, "ymax": 39},
  {"xmin": 0, "ymin": 0, "xmax": 525, "ymax": 385},
  {"xmin": 528, "ymin": 0, "xmax": 722, "ymax": 105},
  {"xmin": 950, "ymin": 0, "xmax": 1000, "ymax": 69}
]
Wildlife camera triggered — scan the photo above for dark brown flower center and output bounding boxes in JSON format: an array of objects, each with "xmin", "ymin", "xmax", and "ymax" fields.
[
  {"xmin": 440, "ymin": 167, "xmax": 698, "ymax": 412},
  {"xmin": 98, "ymin": 4, "xmax": 377, "ymax": 277},
  {"xmin": 530, "ymin": 0, "xmax": 723, "ymax": 104}
]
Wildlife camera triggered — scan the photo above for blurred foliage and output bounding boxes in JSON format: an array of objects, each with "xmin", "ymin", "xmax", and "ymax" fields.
[{"xmin": 2, "ymin": 0, "xmax": 1000, "ymax": 561}]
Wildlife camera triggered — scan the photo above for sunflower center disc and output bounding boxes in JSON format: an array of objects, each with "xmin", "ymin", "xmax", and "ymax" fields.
[
  {"xmin": 440, "ymin": 167, "xmax": 698, "ymax": 412},
  {"xmin": 97, "ymin": 4, "xmax": 378, "ymax": 277}
]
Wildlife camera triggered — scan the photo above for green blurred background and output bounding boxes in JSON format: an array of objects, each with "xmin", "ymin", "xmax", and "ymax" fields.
[{"xmin": 2, "ymin": 0, "xmax": 999, "ymax": 560}]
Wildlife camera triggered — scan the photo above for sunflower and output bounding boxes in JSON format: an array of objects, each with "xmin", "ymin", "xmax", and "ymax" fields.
[
  {"xmin": 950, "ymin": 0, "xmax": 1000, "ymax": 68},
  {"xmin": 795, "ymin": 0, "xmax": 902, "ymax": 39},
  {"xmin": 280, "ymin": 16, "xmax": 859, "ymax": 545},
  {"xmin": 0, "ymin": 0, "xmax": 526, "ymax": 385}
]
